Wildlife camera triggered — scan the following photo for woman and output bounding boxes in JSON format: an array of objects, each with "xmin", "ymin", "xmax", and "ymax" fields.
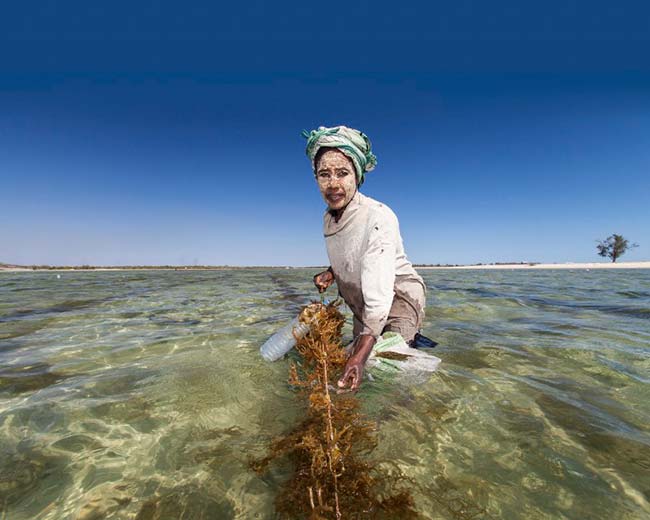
[{"xmin": 304, "ymin": 125, "xmax": 433, "ymax": 391}]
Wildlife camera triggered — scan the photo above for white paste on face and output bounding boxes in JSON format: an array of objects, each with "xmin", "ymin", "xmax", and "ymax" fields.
[{"xmin": 315, "ymin": 149, "xmax": 358, "ymax": 212}]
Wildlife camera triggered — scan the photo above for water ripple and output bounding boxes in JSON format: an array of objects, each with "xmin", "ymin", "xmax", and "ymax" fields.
[{"xmin": 0, "ymin": 268, "xmax": 649, "ymax": 519}]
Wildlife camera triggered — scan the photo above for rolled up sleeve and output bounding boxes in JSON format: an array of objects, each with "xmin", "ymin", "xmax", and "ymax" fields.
[{"xmin": 359, "ymin": 210, "xmax": 398, "ymax": 338}]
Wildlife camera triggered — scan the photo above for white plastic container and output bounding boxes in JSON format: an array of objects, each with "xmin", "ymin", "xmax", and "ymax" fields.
[{"xmin": 260, "ymin": 316, "xmax": 310, "ymax": 362}]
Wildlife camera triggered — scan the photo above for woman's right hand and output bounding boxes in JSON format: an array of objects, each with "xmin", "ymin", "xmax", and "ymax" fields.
[{"xmin": 313, "ymin": 268, "xmax": 335, "ymax": 293}]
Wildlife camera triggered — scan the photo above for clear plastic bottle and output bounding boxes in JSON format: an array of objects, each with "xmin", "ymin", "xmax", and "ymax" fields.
[{"xmin": 260, "ymin": 316, "xmax": 310, "ymax": 361}]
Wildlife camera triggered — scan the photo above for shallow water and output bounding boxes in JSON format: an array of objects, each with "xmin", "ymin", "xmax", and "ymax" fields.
[{"xmin": 1, "ymin": 269, "xmax": 649, "ymax": 519}]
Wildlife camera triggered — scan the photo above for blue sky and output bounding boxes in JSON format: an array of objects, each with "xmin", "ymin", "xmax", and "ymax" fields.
[{"xmin": 1, "ymin": 1, "xmax": 649, "ymax": 266}]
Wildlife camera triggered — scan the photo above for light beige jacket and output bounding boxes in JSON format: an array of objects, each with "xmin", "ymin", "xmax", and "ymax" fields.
[{"xmin": 323, "ymin": 191, "xmax": 425, "ymax": 338}]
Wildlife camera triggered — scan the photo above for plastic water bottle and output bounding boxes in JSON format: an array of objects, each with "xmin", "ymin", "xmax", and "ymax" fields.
[{"xmin": 260, "ymin": 316, "xmax": 310, "ymax": 362}]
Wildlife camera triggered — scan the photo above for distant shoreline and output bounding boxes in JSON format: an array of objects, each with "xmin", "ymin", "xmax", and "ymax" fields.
[
  {"xmin": 0, "ymin": 266, "xmax": 312, "ymax": 272},
  {"xmin": 1, "ymin": 261, "xmax": 649, "ymax": 272},
  {"xmin": 417, "ymin": 261, "xmax": 650, "ymax": 270}
]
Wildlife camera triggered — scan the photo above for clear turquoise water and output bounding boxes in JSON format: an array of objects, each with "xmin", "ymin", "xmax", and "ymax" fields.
[{"xmin": 1, "ymin": 269, "xmax": 649, "ymax": 519}]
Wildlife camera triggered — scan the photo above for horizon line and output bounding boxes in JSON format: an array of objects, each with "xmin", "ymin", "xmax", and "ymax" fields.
[{"xmin": 2, "ymin": 261, "xmax": 649, "ymax": 271}]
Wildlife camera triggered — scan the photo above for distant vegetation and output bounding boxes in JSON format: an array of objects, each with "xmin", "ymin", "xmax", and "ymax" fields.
[
  {"xmin": 0, "ymin": 263, "xmax": 312, "ymax": 270},
  {"xmin": 3, "ymin": 262, "xmax": 544, "ymax": 270},
  {"xmin": 596, "ymin": 234, "xmax": 638, "ymax": 263},
  {"xmin": 414, "ymin": 262, "xmax": 539, "ymax": 267}
]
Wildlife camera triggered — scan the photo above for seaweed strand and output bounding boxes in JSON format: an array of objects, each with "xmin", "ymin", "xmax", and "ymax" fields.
[{"xmin": 253, "ymin": 301, "xmax": 419, "ymax": 519}]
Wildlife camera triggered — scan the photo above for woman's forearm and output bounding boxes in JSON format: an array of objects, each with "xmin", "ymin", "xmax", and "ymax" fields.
[{"xmin": 349, "ymin": 334, "xmax": 376, "ymax": 365}]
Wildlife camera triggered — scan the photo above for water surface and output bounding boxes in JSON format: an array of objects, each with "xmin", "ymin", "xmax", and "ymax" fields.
[{"xmin": 1, "ymin": 269, "xmax": 649, "ymax": 519}]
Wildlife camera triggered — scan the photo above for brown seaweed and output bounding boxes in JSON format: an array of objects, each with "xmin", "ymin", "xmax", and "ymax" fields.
[
  {"xmin": 374, "ymin": 351, "xmax": 412, "ymax": 361},
  {"xmin": 252, "ymin": 301, "xmax": 419, "ymax": 519}
]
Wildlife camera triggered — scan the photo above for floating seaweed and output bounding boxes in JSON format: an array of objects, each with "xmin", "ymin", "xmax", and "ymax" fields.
[
  {"xmin": 253, "ymin": 301, "xmax": 419, "ymax": 519},
  {"xmin": 374, "ymin": 351, "xmax": 412, "ymax": 361}
]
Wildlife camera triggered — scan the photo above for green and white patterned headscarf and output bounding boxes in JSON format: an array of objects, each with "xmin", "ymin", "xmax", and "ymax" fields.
[{"xmin": 302, "ymin": 125, "xmax": 378, "ymax": 186}]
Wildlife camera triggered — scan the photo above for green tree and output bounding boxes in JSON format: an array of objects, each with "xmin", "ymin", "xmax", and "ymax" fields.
[{"xmin": 596, "ymin": 234, "xmax": 638, "ymax": 263}]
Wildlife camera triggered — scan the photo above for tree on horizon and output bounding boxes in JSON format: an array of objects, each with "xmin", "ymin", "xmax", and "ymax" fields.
[{"xmin": 596, "ymin": 234, "xmax": 638, "ymax": 263}]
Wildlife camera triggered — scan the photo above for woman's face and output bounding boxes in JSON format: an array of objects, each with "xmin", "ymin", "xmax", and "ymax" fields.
[{"xmin": 315, "ymin": 149, "xmax": 358, "ymax": 211}]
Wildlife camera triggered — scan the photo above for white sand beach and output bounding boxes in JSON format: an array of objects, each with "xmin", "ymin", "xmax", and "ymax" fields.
[{"xmin": 419, "ymin": 261, "xmax": 650, "ymax": 270}]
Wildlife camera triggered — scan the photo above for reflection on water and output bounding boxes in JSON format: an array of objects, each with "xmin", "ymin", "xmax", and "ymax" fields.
[{"xmin": 1, "ymin": 269, "xmax": 649, "ymax": 519}]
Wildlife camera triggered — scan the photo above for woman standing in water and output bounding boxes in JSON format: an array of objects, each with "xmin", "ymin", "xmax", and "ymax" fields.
[{"xmin": 304, "ymin": 125, "xmax": 434, "ymax": 391}]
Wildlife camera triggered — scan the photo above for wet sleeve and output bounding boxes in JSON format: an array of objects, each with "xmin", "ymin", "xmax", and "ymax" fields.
[{"xmin": 359, "ymin": 210, "xmax": 398, "ymax": 338}]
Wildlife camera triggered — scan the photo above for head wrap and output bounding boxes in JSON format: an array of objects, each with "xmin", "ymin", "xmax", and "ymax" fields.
[{"xmin": 302, "ymin": 125, "xmax": 377, "ymax": 186}]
